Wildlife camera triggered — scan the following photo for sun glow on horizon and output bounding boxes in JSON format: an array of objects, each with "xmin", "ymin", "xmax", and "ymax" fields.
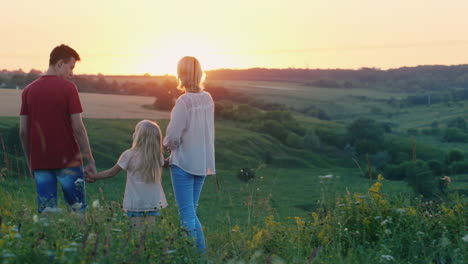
[{"xmin": 139, "ymin": 36, "xmax": 235, "ymax": 76}]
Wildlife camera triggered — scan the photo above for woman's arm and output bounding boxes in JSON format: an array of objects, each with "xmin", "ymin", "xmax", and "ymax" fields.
[
  {"xmin": 92, "ymin": 164, "xmax": 123, "ymax": 180},
  {"xmin": 163, "ymin": 99, "xmax": 188, "ymax": 150}
]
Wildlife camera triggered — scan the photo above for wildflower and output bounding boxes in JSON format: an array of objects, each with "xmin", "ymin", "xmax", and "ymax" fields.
[
  {"xmin": 462, "ymin": 235, "xmax": 468, "ymax": 242},
  {"xmin": 2, "ymin": 250, "xmax": 15, "ymax": 258},
  {"xmin": 43, "ymin": 207, "xmax": 62, "ymax": 214},
  {"xmin": 318, "ymin": 174, "xmax": 333, "ymax": 179},
  {"xmin": 380, "ymin": 218, "xmax": 392, "ymax": 225},
  {"xmin": 71, "ymin": 203, "xmax": 83, "ymax": 211},
  {"xmin": 92, "ymin": 199, "xmax": 100, "ymax": 209},
  {"xmin": 231, "ymin": 226, "xmax": 240, "ymax": 232},
  {"xmin": 395, "ymin": 208, "xmax": 406, "ymax": 214},
  {"xmin": 381, "ymin": 255, "xmax": 394, "ymax": 261},
  {"xmin": 88, "ymin": 233, "xmax": 97, "ymax": 240},
  {"xmin": 33, "ymin": 214, "xmax": 39, "ymax": 223}
]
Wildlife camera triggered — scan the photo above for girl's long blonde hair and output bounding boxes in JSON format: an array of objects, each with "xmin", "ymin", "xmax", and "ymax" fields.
[
  {"xmin": 132, "ymin": 120, "xmax": 163, "ymax": 183},
  {"xmin": 177, "ymin": 56, "xmax": 205, "ymax": 93}
]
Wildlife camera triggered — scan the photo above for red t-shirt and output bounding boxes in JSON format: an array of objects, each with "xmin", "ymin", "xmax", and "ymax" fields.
[{"xmin": 20, "ymin": 75, "xmax": 83, "ymax": 170}]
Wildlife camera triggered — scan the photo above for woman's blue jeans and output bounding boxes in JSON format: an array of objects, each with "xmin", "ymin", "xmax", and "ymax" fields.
[{"xmin": 170, "ymin": 165, "xmax": 206, "ymax": 252}]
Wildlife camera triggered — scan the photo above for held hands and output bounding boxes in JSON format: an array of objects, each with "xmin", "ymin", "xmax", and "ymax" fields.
[{"xmin": 85, "ymin": 161, "xmax": 97, "ymax": 183}]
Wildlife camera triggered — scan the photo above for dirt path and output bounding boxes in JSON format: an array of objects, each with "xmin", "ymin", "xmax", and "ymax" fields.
[{"xmin": 0, "ymin": 89, "xmax": 169, "ymax": 120}]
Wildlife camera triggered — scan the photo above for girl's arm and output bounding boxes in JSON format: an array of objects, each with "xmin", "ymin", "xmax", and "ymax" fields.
[{"xmin": 92, "ymin": 164, "xmax": 123, "ymax": 180}]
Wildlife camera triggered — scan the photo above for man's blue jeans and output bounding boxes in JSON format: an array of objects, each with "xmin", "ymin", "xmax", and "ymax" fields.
[
  {"xmin": 33, "ymin": 166, "xmax": 87, "ymax": 213},
  {"xmin": 170, "ymin": 165, "xmax": 206, "ymax": 252}
]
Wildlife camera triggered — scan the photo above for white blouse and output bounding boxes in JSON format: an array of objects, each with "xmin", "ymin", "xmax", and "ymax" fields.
[{"xmin": 163, "ymin": 91, "xmax": 216, "ymax": 176}]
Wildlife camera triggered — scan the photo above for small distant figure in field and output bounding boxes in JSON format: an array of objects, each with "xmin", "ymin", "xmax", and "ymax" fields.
[
  {"xmin": 87, "ymin": 120, "xmax": 167, "ymax": 231},
  {"xmin": 164, "ymin": 56, "xmax": 216, "ymax": 253},
  {"xmin": 19, "ymin": 44, "xmax": 96, "ymax": 215}
]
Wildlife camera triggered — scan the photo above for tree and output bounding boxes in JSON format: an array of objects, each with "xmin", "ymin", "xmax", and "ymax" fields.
[{"xmin": 347, "ymin": 118, "xmax": 384, "ymax": 144}]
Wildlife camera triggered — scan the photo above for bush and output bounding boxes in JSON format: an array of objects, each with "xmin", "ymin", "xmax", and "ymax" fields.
[
  {"xmin": 383, "ymin": 162, "xmax": 409, "ymax": 180},
  {"xmin": 427, "ymin": 160, "xmax": 444, "ymax": 176},
  {"xmin": 259, "ymin": 120, "xmax": 288, "ymax": 141},
  {"xmin": 449, "ymin": 161, "xmax": 468, "ymax": 174},
  {"xmin": 316, "ymin": 128, "xmax": 345, "ymax": 148},
  {"xmin": 355, "ymin": 139, "xmax": 380, "ymax": 155},
  {"xmin": 446, "ymin": 117, "xmax": 466, "ymax": 131},
  {"xmin": 303, "ymin": 130, "xmax": 321, "ymax": 150},
  {"xmin": 285, "ymin": 132, "xmax": 303, "ymax": 149},
  {"xmin": 371, "ymin": 151, "xmax": 392, "ymax": 170},
  {"xmin": 445, "ymin": 149, "xmax": 464, "ymax": 165},
  {"xmin": 405, "ymin": 160, "xmax": 438, "ymax": 197},
  {"xmin": 443, "ymin": 128, "xmax": 468, "ymax": 142},
  {"xmin": 237, "ymin": 168, "xmax": 256, "ymax": 182}
]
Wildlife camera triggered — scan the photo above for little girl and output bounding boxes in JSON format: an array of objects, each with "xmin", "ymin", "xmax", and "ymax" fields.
[{"xmin": 89, "ymin": 120, "xmax": 167, "ymax": 230}]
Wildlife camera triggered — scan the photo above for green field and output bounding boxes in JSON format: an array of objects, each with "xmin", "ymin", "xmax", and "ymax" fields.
[{"xmin": 1, "ymin": 112, "xmax": 467, "ymax": 263}]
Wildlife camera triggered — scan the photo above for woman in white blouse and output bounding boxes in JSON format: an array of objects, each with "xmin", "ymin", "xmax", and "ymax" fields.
[{"xmin": 163, "ymin": 56, "xmax": 215, "ymax": 253}]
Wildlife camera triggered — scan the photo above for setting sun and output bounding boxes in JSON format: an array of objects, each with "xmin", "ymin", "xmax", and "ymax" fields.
[{"xmin": 140, "ymin": 36, "xmax": 233, "ymax": 75}]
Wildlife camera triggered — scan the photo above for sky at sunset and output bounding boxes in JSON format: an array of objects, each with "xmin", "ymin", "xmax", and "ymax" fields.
[{"xmin": 2, "ymin": 0, "xmax": 468, "ymax": 75}]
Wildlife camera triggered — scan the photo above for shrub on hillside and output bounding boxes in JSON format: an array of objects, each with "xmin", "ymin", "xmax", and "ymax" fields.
[
  {"xmin": 427, "ymin": 160, "xmax": 444, "ymax": 176},
  {"xmin": 383, "ymin": 163, "xmax": 407, "ymax": 180},
  {"xmin": 445, "ymin": 149, "xmax": 464, "ymax": 165},
  {"xmin": 347, "ymin": 117, "xmax": 384, "ymax": 144},
  {"xmin": 446, "ymin": 117, "xmax": 467, "ymax": 131},
  {"xmin": 303, "ymin": 130, "xmax": 321, "ymax": 150},
  {"xmin": 214, "ymin": 100, "xmax": 235, "ymax": 120},
  {"xmin": 233, "ymin": 104, "xmax": 262, "ymax": 122},
  {"xmin": 285, "ymin": 132, "xmax": 303, "ymax": 149},
  {"xmin": 405, "ymin": 160, "xmax": 438, "ymax": 197},
  {"xmin": 316, "ymin": 128, "xmax": 345, "ymax": 148},
  {"xmin": 371, "ymin": 151, "xmax": 392, "ymax": 170},
  {"xmin": 259, "ymin": 120, "xmax": 288, "ymax": 141},
  {"xmin": 449, "ymin": 160, "xmax": 468, "ymax": 174},
  {"xmin": 443, "ymin": 128, "xmax": 468, "ymax": 142}
]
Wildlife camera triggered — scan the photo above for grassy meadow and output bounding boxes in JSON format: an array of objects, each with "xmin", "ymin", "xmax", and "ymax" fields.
[{"xmin": 1, "ymin": 79, "xmax": 468, "ymax": 263}]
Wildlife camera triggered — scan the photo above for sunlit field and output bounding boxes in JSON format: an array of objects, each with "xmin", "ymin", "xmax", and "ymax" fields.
[{"xmin": 0, "ymin": 89, "xmax": 168, "ymax": 120}]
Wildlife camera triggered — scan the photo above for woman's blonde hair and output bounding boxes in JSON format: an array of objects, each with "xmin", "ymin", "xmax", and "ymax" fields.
[
  {"xmin": 131, "ymin": 120, "xmax": 163, "ymax": 183},
  {"xmin": 177, "ymin": 56, "xmax": 205, "ymax": 93}
]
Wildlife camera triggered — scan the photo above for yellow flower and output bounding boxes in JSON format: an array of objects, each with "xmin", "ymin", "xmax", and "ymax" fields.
[{"xmin": 294, "ymin": 216, "xmax": 305, "ymax": 229}]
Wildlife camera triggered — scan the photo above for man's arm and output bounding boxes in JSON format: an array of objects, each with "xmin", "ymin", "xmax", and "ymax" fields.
[
  {"xmin": 19, "ymin": 115, "xmax": 32, "ymax": 176},
  {"xmin": 70, "ymin": 113, "xmax": 96, "ymax": 176}
]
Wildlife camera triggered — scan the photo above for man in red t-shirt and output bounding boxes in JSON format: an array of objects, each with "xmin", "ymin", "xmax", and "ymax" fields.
[{"xmin": 19, "ymin": 44, "xmax": 96, "ymax": 214}]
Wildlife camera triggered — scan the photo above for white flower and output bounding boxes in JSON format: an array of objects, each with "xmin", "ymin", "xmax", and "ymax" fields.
[
  {"xmin": 92, "ymin": 199, "xmax": 100, "ymax": 209},
  {"xmin": 395, "ymin": 208, "xmax": 406, "ymax": 214},
  {"xmin": 33, "ymin": 214, "xmax": 39, "ymax": 223},
  {"xmin": 462, "ymin": 234, "xmax": 468, "ymax": 242},
  {"xmin": 2, "ymin": 250, "xmax": 15, "ymax": 258},
  {"xmin": 42, "ymin": 207, "xmax": 62, "ymax": 214},
  {"xmin": 71, "ymin": 203, "xmax": 83, "ymax": 211},
  {"xmin": 319, "ymin": 174, "xmax": 333, "ymax": 179},
  {"xmin": 381, "ymin": 255, "xmax": 394, "ymax": 261},
  {"xmin": 88, "ymin": 233, "xmax": 97, "ymax": 240}
]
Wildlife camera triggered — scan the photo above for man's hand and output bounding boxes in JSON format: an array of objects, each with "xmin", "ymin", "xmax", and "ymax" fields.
[{"xmin": 85, "ymin": 161, "xmax": 97, "ymax": 183}]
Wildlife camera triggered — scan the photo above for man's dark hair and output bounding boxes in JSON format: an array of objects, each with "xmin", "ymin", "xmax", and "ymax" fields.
[{"xmin": 49, "ymin": 44, "xmax": 81, "ymax": 66}]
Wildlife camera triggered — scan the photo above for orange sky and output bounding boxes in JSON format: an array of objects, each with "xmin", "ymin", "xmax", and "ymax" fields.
[{"xmin": 2, "ymin": 0, "xmax": 468, "ymax": 75}]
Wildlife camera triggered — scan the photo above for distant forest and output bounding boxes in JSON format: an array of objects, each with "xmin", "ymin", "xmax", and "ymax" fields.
[{"xmin": 2, "ymin": 65, "xmax": 468, "ymax": 109}]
